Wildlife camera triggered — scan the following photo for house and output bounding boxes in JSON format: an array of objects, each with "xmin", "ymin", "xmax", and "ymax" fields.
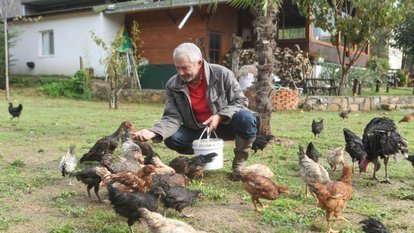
[{"xmin": 9, "ymin": 0, "xmax": 369, "ymax": 89}]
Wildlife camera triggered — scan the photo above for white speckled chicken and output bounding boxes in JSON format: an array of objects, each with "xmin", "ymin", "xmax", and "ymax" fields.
[
  {"xmin": 59, "ymin": 145, "xmax": 77, "ymax": 185},
  {"xmin": 240, "ymin": 163, "xmax": 274, "ymax": 178},
  {"xmin": 327, "ymin": 146, "xmax": 345, "ymax": 172}
]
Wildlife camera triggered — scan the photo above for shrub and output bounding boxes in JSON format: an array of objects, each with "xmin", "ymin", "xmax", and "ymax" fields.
[{"xmin": 396, "ymin": 69, "xmax": 409, "ymax": 86}]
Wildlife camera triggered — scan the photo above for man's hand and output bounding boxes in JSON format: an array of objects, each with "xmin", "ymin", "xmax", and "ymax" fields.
[
  {"xmin": 132, "ymin": 129, "xmax": 156, "ymax": 142},
  {"xmin": 202, "ymin": 114, "xmax": 223, "ymax": 132}
]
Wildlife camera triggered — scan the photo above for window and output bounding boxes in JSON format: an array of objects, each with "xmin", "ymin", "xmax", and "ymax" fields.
[
  {"xmin": 209, "ymin": 32, "xmax": 220, "ymax": 64},
  {"xmin": 40, "ymin": 30, "xmax": 54, "ymax": 56},
  {"xmin": 278, "ymin": 27, "xmax": 306, "ymax": 40}
]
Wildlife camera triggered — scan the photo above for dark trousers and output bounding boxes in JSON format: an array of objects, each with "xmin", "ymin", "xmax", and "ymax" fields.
[{"xmin": 164, "ymin": 109, "xmax": 257, "ymax": 154}]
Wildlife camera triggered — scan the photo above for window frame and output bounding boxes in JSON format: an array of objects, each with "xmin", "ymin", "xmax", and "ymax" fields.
[
  {"xmin": 208, "ymin": 32, "xmax": 221, "ymax": 64},
  {"xmin": 40, "ymin": 30, "xmax": 55, "ymax": 57}
]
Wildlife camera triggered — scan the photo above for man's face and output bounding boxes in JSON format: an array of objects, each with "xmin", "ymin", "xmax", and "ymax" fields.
[{"xmin": 174, "ymin": 56, "xmax": 202, "ymax": 83}]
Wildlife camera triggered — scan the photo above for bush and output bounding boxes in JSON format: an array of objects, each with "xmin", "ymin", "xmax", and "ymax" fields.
[{"xmin": 396, "ymin": 69, "xmax": 409, "ymax": 86}]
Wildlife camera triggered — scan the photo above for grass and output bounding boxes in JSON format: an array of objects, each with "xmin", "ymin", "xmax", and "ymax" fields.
[{"xmin": 1, "ymin": 87, "xmax": 414, "ymax": 232}]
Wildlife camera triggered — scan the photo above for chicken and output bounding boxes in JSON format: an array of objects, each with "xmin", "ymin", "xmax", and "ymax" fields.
[
  {"xmin": 145, "ymin": 152, "xmax": 175, "ymax": 174},
  {"xmin": 73, "ymin": 166, "xmax": 103, "ymax": 202},
  {"xmin": 361, "ymin": 117, "xmax": 409, "ymax": 183},
  {"xmin": 151, "ymin": 173, "xmax": 191, "ymax": 188},
  {"xmin": 343, "ymin": 128, "xmax": 367, "ymax": 173},
  {"xmin": 159, "ymin": 183, "xmax": 204, "ymax": 217},
  {"xmin": 359, "ymin": 217, "xmax": 390, "ymax": 233},
  {"xmin": 398, "ymin": 113, "xmax": 414, "ymax": 123},
  {"xmin": 59, "ymin": 145, "xmax": 77, "ymax": 185},
  {"xmin": 327, "ymin": 146, "xmax": 345, "ymax": 172},
  {"xmin": 107, "ymin": 184, "xmax": 166, "ymax": 233},
  {"xmin": 312, "ymin": 119, "xmax": 324, "ymax": 138},
  {"xmin": 79, "ymin": 121, "xmax": 136, "ymax": 166},
  {"xmin": 306, "ymin": 142, "xmax": 320, "ymax": 162},
  {"xmin": 298, "ymin": 146, "xmax": 330, "ymax": 199},
  {"xmin": 239, "ymin": 172, "xmax": 289, "ymax": 212},
  {"xmin": 309, "ymin": 166, "xmax": 353, "ymax": 233},
  {"xmin": 138, "ymin": 208, "xmax": 206, "ymax": 233},
  {"xmin": 8, "ymin": 103, "xmax": 23, "ymax": 120},
  {"xmin": 251, "ymin": 134, "xmax": 275, "ymax": 156},
  {"xmin": 407, "ymin": 154, "xmax": 414, "ymax": 167},
  {"xmin": 96, "ymin": 165, "xmax": 157, "ymax": 193},
  {"xmin": 169, "ymin": 153, "xmax": 217, "ymax": 180},
  {"xmin": 106, "ymin": 139, "xmax": 144, "ymax": 173},
  {"xmin": 122, "ymin": 138, "xmax": 144, "ymax": 164},
  {"xmin": 339, "ymin": 110, "xmax": 351, "ymax": 120},
  {"xmin": 240, "ymin": 164, "xmax": 274, "ymax": 178},
  {"xmin": 132, "ymin": 139, "xmax": 156, "ymax": 156}
]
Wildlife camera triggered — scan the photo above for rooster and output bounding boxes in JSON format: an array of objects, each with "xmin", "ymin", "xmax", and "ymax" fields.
[
  {"xmin": 251, "ymin": 134, "xmax": 275, "ymax": 156},
  {"xmin": 159, "ymin": 183, "xmax": 204, "ymax": 217},
  {"xmin": 309, "ymin": 166, "xmax": 353, "ymax": 233},
  {"xmin": 311, "ymin": 119, "xmax": 324, "ymax": 138},
  {"xmin": 59, "ymin": 145, "xmax": 77, "ymax": 185},
  {"xmin": 343, "ymin": 128, "xmax": 367, "ymax": 173},
  {"xmin": 339, "ymin": 110, "xmax": 352, "ymax": 120},
  {"xmin": 107, "ymin": 184, "xmax": 166, "ymax": 233},
  {"xmin": 361, "ymin": 117, "xmax": 409, "ymax": 183},
  {"xmin": 79, "ymin": 121, "xmax": 136, "ymax": 167},
  {"xmin": 169, "ymin": 153, "xmax": 217, "ymax": 180},
  {"xmin": 8, "ymin": 103, "xmax": 23, "ymax": 120},
  {"xmin": 239, "ymin": 171, "xmax": 289, "ymax": 212},
  {"xmin": 138, "ymin": 208, "xmax": 206, "ymax": 233}
]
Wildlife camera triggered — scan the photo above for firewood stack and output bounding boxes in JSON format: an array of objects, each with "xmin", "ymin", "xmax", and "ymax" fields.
[{"xmin": 222, "ymin": 44, "xmax": 313, "ymax": 88}]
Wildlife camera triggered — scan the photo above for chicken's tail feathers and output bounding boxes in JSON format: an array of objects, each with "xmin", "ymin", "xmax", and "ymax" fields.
[
  {"xmin": 359, "ymin": 218, "xmax": 390, "ymax": 233},
  {"xmin": 195, "ymin": 152, "xmax": 218, "ymax": 164}
]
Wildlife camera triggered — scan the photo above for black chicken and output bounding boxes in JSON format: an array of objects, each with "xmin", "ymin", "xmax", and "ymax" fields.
[
  {"xmin": 8, "ymin": 103, "xmax": 23, "ymax": 120},
  {"xmin": 73, "ymin": 166, "xmax": 103, "ymax": 202},
  {"xmin": 306, "ymin": 142, "xmax": 319, "ymax": 162},
  {"xmin": 169, "ymin": 153, "xmax": 217, "ymax": 179},
  {"xmin": 132, "ymin": 139, "xmax": 156, "ymax": 157},
  {"xmin": 343, "ymin": 128, "xmax": 367, "ymax": 173},
  {"xmin": 252, "ymin": 134, "xmax": 275, "ymax": 156},
  {"xmin": 79, "ymin": 121, "xmax": 136, "ymax": 166},
  {"xmin": 360, "ymin": 218, "xmax": 390, "ymax": 233},
  {"xmin": 406, "ymin": 154, "xmax": 414, "ymax": 167},
  {"xmin": 311, "ymin": 119, "xmax": 324, "ymax": 138},
  {"xmin": 107, "ymin": 184, "xmax": 166, "ymax": 233},
  {"xmin": 159, "ymin": 183, "xmax": 204, "ymax": 217},
  {"xmin": 361, "ymin": 117, "xmax": 409, "ymax": 183},
  {"xmin": 339, "ymin": 110, "xmax": 352, "ymax": 119}
]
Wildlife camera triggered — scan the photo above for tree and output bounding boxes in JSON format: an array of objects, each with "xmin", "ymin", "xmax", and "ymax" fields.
[
  {"xmin": 215, "ymin": 0, "xmax": 282, "ymax": 135},
  {"xmin": 0, "ymin": 0, "xmax": 20, "ymax": 100},
  {"xmin": 393, "ymin": 12, "xmax": 414, "ymax": 73},
  {"xmin": 91, "ymin": 21, "xmax": 142, "ymax": 109},
  {"xmin": 295, "ymin": 0, "xmax": 406, "ymax": 95}
]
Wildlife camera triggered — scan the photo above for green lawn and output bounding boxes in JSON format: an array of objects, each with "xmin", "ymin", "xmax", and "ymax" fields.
[{"xmin": 1, "ymin": 87, "xmax": 413, "ymax": 232}]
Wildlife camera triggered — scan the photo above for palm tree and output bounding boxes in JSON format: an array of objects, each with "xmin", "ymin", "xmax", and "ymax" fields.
[{"xmin": 225, "ymin": 0, "xmax": 282, "ymax": 135}]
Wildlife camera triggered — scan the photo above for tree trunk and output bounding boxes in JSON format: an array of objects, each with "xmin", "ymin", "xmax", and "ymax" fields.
[
  {"xmin": 4, "ymin": 19, "xmax": 9, "ymax": 100},
  {"xmin": 337, "ymin": 67, "xmax": 350, "ymax": 96},
  {"xmin": 231, "ymin": 34, "xmax": 243, "ymax": 77},
  {"xmin": 250, "ymin": 4, "xmax": 278, "ymax": 136}
]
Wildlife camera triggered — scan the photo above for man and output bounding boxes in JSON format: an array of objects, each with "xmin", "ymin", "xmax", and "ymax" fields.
[{"xmin": 133, "ymin": 42, "xmax": 257, "ymax": 180}]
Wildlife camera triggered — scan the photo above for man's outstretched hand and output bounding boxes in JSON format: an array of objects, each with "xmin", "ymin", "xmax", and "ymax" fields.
[{"xmin": 132, "ymin": 129, "xmax": 156, "ymax": 142}]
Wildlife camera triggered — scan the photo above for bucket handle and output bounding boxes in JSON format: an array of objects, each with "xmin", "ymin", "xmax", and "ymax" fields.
[{"xmin": 197, "ymin": 127, "xmax": 218, "ymax": 148}]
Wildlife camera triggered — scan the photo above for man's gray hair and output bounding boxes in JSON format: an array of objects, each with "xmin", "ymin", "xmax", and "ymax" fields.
[{"xmin": 173, "ymin": 43, "xmax": 202, "ymax": 64}]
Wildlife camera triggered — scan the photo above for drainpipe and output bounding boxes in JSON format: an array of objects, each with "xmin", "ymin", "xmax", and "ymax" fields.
[{"xmin": 178, "ymin": 6, "xmax": 194, "ymax": 29}]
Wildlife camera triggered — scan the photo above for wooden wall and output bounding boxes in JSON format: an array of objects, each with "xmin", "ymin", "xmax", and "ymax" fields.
[{"xmin": 126, "ymin": 4, "xmax": 238, "ymax": 65}]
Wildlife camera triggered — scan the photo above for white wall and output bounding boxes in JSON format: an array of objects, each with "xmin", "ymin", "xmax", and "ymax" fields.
[{"xmin": 9, "ymin": 11, "xmax": 124, "ymax": 77}]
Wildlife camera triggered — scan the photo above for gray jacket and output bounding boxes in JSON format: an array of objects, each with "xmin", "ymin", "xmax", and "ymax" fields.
[{"xmin": 149, "ymin": 60, "xmax": 248, "ymax": 141}]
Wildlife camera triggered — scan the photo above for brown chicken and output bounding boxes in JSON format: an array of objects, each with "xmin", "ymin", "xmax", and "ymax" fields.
[
  {"xmin": 144, "ymin": 152, "xmax": 175, "ymax": 174},
  {"xmin": 169, "ymin": 153, "xmax": 217, "ymax": 180},
  {"xmin": 96, "ymin": 164, "xmax": 157, "ymax": 192},
  {"xmin": 240, "ymin": 172, "xmax": 289, "ymax": 212},
  {"xmin": 399, "ymin": 113, "xmax": 414, "ymax": 123},
  {"xmin": 151, "ymin": 173, "xmax": 191, "ymax": 188},
  {"xmin": 79, "ymin": 121, "xmax": 136, "ymax": 167},
  {"xmin": 309, "ymin": 166, "xmax": 353, "ymax": 233}
]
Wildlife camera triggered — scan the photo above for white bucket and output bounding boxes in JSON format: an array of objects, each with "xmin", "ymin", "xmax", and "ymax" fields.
[{"xmin": 192, "ymin": 128, "xmax": 224, "ymax": 170}]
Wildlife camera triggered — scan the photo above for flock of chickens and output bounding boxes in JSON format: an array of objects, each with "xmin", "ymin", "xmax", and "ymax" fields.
[{"xmin": 57, "ymin": 109, "xmax": 413, "ymax": 233}]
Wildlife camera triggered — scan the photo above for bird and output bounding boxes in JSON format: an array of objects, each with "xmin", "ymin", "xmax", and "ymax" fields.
[
  {"xmin": 306, "ymin": 142, "xmax": 320, "ymax": 162},
  {"xmin": 311, "ymin": 119, "xmax": 324, "ymax": 138},
  {"xmin": 79, "ymin": 121, "xmax": 137, "ymax": 167},
  {"xmin": 398, "ymin": 113, "xmax": 414, "ymax": 123},
  {"xmin": 8, "ymin": 103, "xmax": 23, "ymax": 120},
  {"xmin": 240, "ymin": 163, "xmax": 274, "ymax": 178},
  {"xmin": 169, "ymin": 153, "xmax": 218, "ymax": 180},
  {"xmin": 159, "ymin": 183, "xmax": 204, "ymax": 217},
  {"xmin": 339, "ymin": 110, "xmax": 352, "ymax": 120},
  {"xmin": 137, "ymin": 208, "xmax": 206, "ymax": 233},
  {"xmin": 406, "ymin": 154, "xmax": 414, "ymax": 167},
  {"xmin": 144, "ymin": 151, "xmax": 175, "ymax": 174},
  {"xmin": 359, "ymin": 217, "xmax": 390, "ymax": 233},
  {"xmin": 343, "ymin": 128, "xmax": 367, "ymax": 173},
  {"xmin": 309, "ymin": 166, "xmax": 353, "ymax": 233},
  {"xmin": 59, "ymin": 145, "xmax": 77, "ymax": 185},
  {"xmin": 327, "ymin": 146, "xmax": 345, "ymax": 172},
  {"xmin": 107, "ymin": 184, "xmax": 166, "ymax": 233},
  {"xmin": 239, "ymin": 171, "xmax": 289, "ymax": 212},
  {"xmin": 251, "ymin": 134, "xmax": 275, "ymax": 156},
  {"xmin": 151, "ymin": 173, "xmax": 191, "ymax": 188},
  {"xmin": 73, "ymin": 166, "xmax": 103, "ymax": 202},
  {"xmin": 105, "ymin": 139, "xmax": 144, "ymax": 174},
  {"xmin": 361, "ymin": 117, "xmax": 409, "ymax": 183}
]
